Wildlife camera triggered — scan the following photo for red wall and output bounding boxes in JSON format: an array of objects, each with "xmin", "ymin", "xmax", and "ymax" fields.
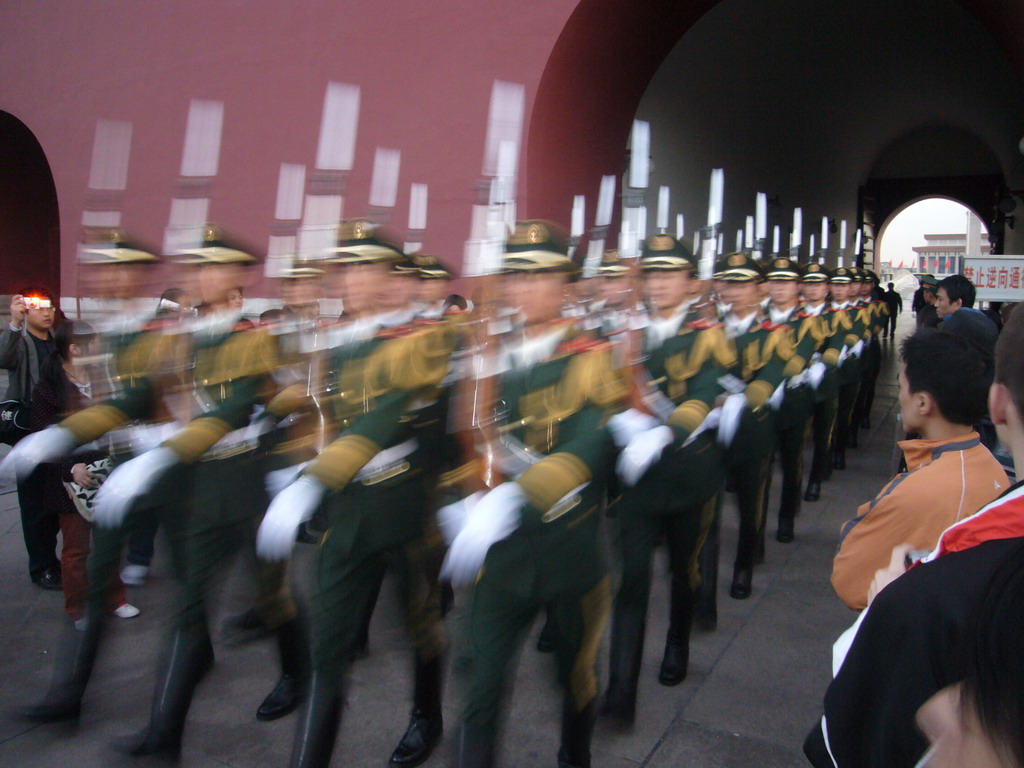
[{"xmin": 1, "ymin": 0, "xmax": 1022, "ymax": 298}]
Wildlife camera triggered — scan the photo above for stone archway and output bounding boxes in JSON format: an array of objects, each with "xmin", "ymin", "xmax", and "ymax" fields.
[{"xmin": 0, "ymin": 111, "xmax": 60, "ymax": 297}]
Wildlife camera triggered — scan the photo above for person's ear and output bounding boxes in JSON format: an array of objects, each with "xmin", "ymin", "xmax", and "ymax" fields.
[
  {"xmin": 989, "ymin": 382, "xmax": 1010, "ymax": 426},
  {"xmin": 916, "ymin": 390, "xmax": 936, "ymax": 419},
  {"xmin": 68, "ymin": 342, "xmax": 81, "ymax": 359}
]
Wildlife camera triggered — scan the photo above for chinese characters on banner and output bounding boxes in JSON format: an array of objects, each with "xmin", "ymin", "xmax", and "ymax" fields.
[{"xmin": 964, "ymin": 256, "xmax": 1024, "ymax": 301}]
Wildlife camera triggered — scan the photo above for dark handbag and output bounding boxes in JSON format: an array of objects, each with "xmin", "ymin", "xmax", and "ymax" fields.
[{"xmin": 0, "ymin": 399, "xmax": 31, "ymax": 445}]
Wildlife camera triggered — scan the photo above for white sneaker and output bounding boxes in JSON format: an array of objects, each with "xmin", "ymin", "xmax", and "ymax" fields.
[
  {"xmin": 120, "ymin": 564, "xmax": 150, "ymax": 586},
  {"xmin": 112, "ymin": 603, "xmax": 140, "ymax": 619}
]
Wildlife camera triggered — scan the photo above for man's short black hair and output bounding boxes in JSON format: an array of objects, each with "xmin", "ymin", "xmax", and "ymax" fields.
[
  {"xmin": 887, "ymin": 282, "xmax": 894, "ymax": 289},
  {"xmin": 901, "ymin": 328, "xmax": 991, "ymax": 426},
  {"xmin": 937, "ymin": 274, "xmax": 976, "ymax": 308}
]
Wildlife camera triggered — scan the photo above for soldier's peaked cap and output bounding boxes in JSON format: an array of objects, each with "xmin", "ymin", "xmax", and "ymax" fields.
[
  {"xmin": 79, "ymin": 227, "xmax": 159, "ymax": 265},
  {"xmin": 327, "ymin": 218, "xmax": 405, "ymax": 264},
  {"xmin": 174, "ymin": 224, "xmax": 258, "ymax": 264},
  {"xmin": 713, "ymin": 251, "xmax": 765, "ymax": 282},
  {"xmin": 503, "ymin": 220, "xmax": 574, "ymax": 274},
  {"xmin": 765, "ymin": 256, "xmax": 803, "ymax": 281},
  {"xmin": 830, "ymin": 266, "xmax": 853, "ymax": 284},
  {"xmin": 800, "ymin": 262, "xmax": 832, "ymax": 282},
  {"xmin": 640, "ymin": 233, "xmax": 696, "ymax": 272}
]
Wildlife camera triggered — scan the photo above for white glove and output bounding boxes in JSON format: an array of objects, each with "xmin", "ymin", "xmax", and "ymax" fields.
[
  {"xmin": 437, "ymin": 491, "xmax": 485, "ymax": 545},
  {"xmin": 1, "ymin": 426, "xmax": 75, "ymax": 481},
  {"xmin": 769, "ymin": 381, "xmax": 787, "ymax": 410},
  {"xmin": 92, "ymin": 446, "xmax": 178, "ymax": 529},
  {"xmin": 264, "ymin": 461, "xmax": 309, "ymax": 499},
  {"xmin": 606, "ymin": 408, "xmax": 661, "ymax": 449},
  {"xmin": 785, "ymin": 370, "xmax": 807, "ymax": 389},
  {"xmin": 838, "ymin": 345, "xmax": 850, "ymax": 366},
  {"xmin": 717, "ymin": 393, "xmax": 748, "ymax": 448},
  {"xmin": 616, "ymin": 425, "xmax": 674, "ymax": 487},
  {"xmin": 256, "ymin": 475, "xmax": 327, "ymax": 560},
  {"xmin": 441, "ymin": 482, "xmax": 523, "ymax": 586},
  {"xmin": 849, "ymin": 339, "xmax": 864, "ymax": 358},
  {"xmin": 808, "ymin": 361, "xmax": 827, "ymax": 390}
]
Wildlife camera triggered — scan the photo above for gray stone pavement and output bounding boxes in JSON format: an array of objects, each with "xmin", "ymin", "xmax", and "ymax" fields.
[{"xmin": 0, "ymin": 314, "xmax": 913, "ymax": 767}]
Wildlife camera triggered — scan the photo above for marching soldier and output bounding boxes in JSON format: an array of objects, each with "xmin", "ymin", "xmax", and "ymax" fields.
[
  {"xmin": 440, "ymin": 221, "xmax": 626, "ymax": 768},
  {"xmin": 256, "ymin": 219, "xmax": 456, "ymax": 768},
  {"xmin": 592, "ymin": 249, "xmax": 635, "ymax": 337},
  {"xmin": 761, "ymin": 257, "xmax": 822, "ymax": 543},
  {"xmin": 849, "ymin": 269, "xmax": 887, "ymax": 438},
  {"xmin": 800, "ymin": 264, "xmax": 845, "ymax": 502},
  {"xmin": 7, "ymin": 228, "xmax": 196, "ymax": 724},
  {"xmin": 827, "ymin": 266, "xmax": 867, "ymax": 470},
  {"xmin": 707, "ymin": 252, "xmax": 795, "ymax": 601},
  {"xmin": 601, "ymin": 234, "xmax": 732, "ymax": 725},
  {"xmin": 410, "ymin": 253, "xmax": 455, "ymax": 319},
  {"xmin": 90, "ymin": 226, "xmax": 309, "ymax": 756}
]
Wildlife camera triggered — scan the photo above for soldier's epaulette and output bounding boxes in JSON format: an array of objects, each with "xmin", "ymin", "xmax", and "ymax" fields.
[
  {"xmin": 796, "ymin": 311, "xmax": 814, "ymax": 319},
  {"xmin": 142, "ymin": 317, "xmax": 174, "ymax": 333},
  {"xmin": 556, "ymin": 335, "xmax": 608, "ymax": 356},
  {"xmin": 375, "ymin": 324, "xmax": 414, "ymax": 340},
  {"xmin": 233, "ymin": 320, "xmax": 255, "ymax": 332},
  {"xmin": 758, "ymin": 320, "xmax": 784, "ymax": 332},
  {"xmin": 412, "ymin": 317, "xmax": 443, "ymax": 327},
  {"xmin": 686, "ymin": 317, "xmax": 720, "ymax": 331}
]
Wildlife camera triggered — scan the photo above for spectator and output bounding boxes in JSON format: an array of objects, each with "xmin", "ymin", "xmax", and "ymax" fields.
[
  {"xmin": 831, "ymin": 330, "xmax": 1008, "ymax": 610},
  {"xmin": 882, "ymin": 282, "xmax": 902, "ymax": 338},
  {"xmin": 1, "ymin": 288, "xmax": 60, "ymax": 588},
  {"xmin": 804, "ymin": 303, "xmax": 1024, "ymax": 768},
  {"xmin": 910, "ymin": 274, "xmax": 933, "ymax": 316},
  {"xmin": 916, "ymin": 276, "xmax": 940, "ymax": 329},
  {"xmin": 31, "ymin": 320, "xmax": 139, "ymax": 622}
]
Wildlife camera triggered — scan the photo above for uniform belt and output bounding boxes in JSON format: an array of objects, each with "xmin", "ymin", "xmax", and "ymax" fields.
[
  {"xmin": 107, "ymin": 421, "xmax": 182, "ymax": 457},
  {"xmin": 355, "ymin": 437, "xmax": 418, "ymax": 483},
  {"xmin": 201, "ymin": 420, "xmax": 271, "ymax": 461}
]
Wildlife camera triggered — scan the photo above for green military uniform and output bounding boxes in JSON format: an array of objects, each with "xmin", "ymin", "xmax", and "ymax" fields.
[
  {"xmin": 278, "ymin": 220, "xmax": 457, "ymax": 768},
  {"xmin": 800, "ymin": 264, "xmax": 845, "ymax": 501},
  {"xmin": 452, "ymin": 221, "xmax": 626, "ymax": 768},
  {"xmin": 602, "ymin": 234, "xmax": 733, "ymax": 725},
  {"xmin": 22, "ymin": 231, "xmax": 198, "ymax": 724},
  {"xmin": 761, "ymin": 257, "xmax": 819, "ymax": 543},
  {"xmin": 830, "ymin": 267, "xmax": 870, "ymax": 469},
  {"xmin": 710, "ymin": 252, "xmax": 795, "ymax": 601},
  {"xmin": 98, "ymin": 227, "xmax": 310, "ymax": 757},
  {"xmin": 850, "ymin": 269, "xmax": 887, "ymax": 438}
]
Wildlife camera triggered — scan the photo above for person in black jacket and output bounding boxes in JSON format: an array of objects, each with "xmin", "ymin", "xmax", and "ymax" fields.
[
  {"xmin": 883, "ymin": 283, "xmax": 902, "ymax": 338},
  {"xmin": 1, "ymin": 287, "xmax": 59, "ymax": 588}
]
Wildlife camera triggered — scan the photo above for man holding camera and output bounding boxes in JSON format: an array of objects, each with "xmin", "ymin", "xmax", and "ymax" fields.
[{"xmin": 1, "ymin": 289, "xmax": 59, "ymax": 588}]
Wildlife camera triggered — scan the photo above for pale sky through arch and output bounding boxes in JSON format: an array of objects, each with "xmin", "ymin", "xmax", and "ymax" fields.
[{"xmin": 879, "ymin": 198, "xmax": 988, "ymax": 268}]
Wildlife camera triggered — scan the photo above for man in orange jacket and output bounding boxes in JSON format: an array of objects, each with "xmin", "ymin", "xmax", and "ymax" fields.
[{"xmin": 831, "ymin": 328, "xmax": 1008, "ymax": 610}]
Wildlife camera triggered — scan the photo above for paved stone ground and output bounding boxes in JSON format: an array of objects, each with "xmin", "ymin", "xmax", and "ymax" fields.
[{"xmin": 0, "ymin": 313, "xmax": 913, "ymax": 768}]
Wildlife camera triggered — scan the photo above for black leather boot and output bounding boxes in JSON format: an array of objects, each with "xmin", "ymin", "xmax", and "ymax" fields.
[
  {"xmin": 694, "ymin": 508, "xmax": 720, "ymax": 632},
  {"xmin": 453, "ymin": 724, "xmax": 495, "ymax": 768},
  {"xmin": 116, "ymin": 625, "xmax": 214, "ymax": 758},
  {"xmin": 258, "ymin": 616, "xmax": 310, "ymax": 721},
  {"xmin": 658, "ymin": 580, "xmax": 695, "ymax": 686},
  {"xmin": 389, "ymin": 655, "xmax": 443, "ymax": 766},
  {"xmin": 290, "ymin": 672, "xmax": 344, "ymax": 768},
  {"xmin": 557, "ymin": 700, "xmax": 595, "ymax": 768},
  {"xmin": 832, "ymin": 448, "xmax": 846, "ymax": 470},
  {"xmin": 23, "ymin": 610, "xmax": 104, "ymax": 722},
  {"xmin": 776, "ymin": 515, "xmax": 795, "ymax": 543},
  {"xmin": 729, "ymin": 567, "xmax": 753, "ymax": 600},
  {"xmin": 803, "ymin": 481, "xmax": 821, "ymax": 502},
  {"xmin": 600, "ymin": 606, "xmax": 645, "ymax": 725},
  {"xmin": 536, "ymin": 613, "xmax": 557, "ymax": 653}
]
